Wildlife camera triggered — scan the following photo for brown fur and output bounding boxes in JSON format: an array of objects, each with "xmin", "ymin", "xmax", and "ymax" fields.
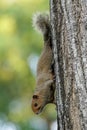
[{"xmin": 31, "ymin": 13, "xmax": 55, "ymax": 114}]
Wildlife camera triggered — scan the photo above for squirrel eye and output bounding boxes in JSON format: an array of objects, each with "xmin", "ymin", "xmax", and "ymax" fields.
[
  {"xmin": 34, "ymin": 103, "xmax": 38, "ymax": 107},
  {"xmin": 37, "ymin": 106, "xmax": 41, "ymax": 110},
  {"xmin": 33, "ymin": 95, "xmax": 38, "ymax": 99}
]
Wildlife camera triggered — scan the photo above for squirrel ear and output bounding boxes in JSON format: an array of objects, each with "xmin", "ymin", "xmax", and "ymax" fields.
[{"xmin": 33, "ymin": 95, "xmax": 39, "ymax": 99}]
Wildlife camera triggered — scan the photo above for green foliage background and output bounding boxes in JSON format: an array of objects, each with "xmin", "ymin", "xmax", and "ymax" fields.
[{"xmin": 0, "ymin": 0, "xmax": 56, "ymax": 130}]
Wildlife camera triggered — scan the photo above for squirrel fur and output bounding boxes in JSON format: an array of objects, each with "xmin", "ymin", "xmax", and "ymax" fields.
[{"xmin": 31, "ymin": 12, "xmax": 55, "ymax": 114}]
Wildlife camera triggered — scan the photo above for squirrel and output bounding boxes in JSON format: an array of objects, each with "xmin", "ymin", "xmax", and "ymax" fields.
[{"xmin": 31, "ymin": 12, "xmax": 55, "ymax": 114}]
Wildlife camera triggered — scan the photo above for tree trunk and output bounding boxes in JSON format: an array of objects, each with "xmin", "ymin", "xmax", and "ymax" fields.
[{"xmin": 50, "ymin": 0, "xmax": 87, "ymax": 130}]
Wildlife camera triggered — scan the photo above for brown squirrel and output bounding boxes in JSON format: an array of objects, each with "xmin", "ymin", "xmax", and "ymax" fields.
[{"xmin": 31, "ymin": 12, "xmax": 55, "ymax": 114}]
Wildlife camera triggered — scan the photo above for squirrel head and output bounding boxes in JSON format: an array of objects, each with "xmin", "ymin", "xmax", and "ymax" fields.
[
  {"xmin": 31, "ymin": 94, "xmax": 45, "ymax": 114},
  {"xmin": 31, "ymin": 80, "xmax": 55, "ymax": 114}
]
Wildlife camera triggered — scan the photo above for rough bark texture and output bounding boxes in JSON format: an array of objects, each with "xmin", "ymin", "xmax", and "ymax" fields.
[{"xmin": 50, "ymin": 0, "xmax": 87, "ymax": 130}]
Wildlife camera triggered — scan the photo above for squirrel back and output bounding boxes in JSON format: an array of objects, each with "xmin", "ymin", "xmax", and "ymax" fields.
[{"xmin": 32, "ymin": 12, "xmax": 53, "ymax": 75}]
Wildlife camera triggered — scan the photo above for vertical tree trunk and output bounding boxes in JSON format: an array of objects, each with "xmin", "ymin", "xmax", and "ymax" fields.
[{"xmin": 50, "ymin": 0, "xmax": 87, "ymax": 130}]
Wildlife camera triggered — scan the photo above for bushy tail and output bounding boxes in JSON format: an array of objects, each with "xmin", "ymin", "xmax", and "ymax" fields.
[{"xmin": 32, "ymin": 12, "xmax": 51, "ymax": 42}]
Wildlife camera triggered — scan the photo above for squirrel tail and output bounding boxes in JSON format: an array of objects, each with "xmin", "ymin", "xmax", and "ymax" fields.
[{"xmin": 32, "ymin": 12, "xmax": 51, "ymax": 43}]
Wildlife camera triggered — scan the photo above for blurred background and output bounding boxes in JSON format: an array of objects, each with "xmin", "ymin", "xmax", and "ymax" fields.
[{"xmin": 0, "ymin": 0, "xmax": 57, "ymax": 130}]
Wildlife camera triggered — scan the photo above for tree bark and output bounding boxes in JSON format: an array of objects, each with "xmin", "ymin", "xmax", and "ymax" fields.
[{"xmin": 50, "ymin": 0, "xmax": 87, "ymax": 130}]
